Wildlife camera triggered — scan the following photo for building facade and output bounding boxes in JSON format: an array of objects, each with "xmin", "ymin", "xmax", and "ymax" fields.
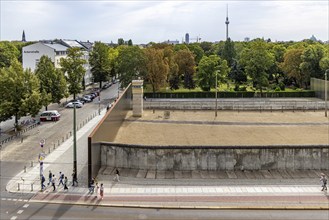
[{"xmin": 22, "ymin": 40, "xmax": 93, "ymax": 85}]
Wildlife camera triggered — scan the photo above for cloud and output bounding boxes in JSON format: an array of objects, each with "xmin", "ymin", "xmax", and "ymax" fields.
[{"xmin": 0, "ymin": 0, "xmax": 327, "ymax": 43}]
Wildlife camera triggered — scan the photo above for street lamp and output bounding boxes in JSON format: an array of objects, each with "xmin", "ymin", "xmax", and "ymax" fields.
[
  {"xmin": 215, "ymin": 70, "xmax": 220, "ymax": 117},
  {"xmin": 73, "ymin": 104, "xmax": 77, "ymax": 181},
  {"xmin": 325, "ymin": 70, "xmax": 329, "ymax": 117}
]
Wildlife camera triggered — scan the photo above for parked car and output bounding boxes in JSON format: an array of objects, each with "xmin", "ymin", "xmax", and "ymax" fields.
[
  {"xmin": 80, "ymin": 96, "xmax": 92, "ymax": 103},
  {"xmin": 84, "ymin": 94, "xmax": 94, "ymax": 100},
  {"xmin": 39, "ymin": 110, "xmax": 61, "ymax": 121},
  {"xmin": 65, "ymin": 101, "xmax": 83, "ymax": 108},
  {"xmin": 68, "ymin": 99, "xmax": 84, "ymax": 105}
]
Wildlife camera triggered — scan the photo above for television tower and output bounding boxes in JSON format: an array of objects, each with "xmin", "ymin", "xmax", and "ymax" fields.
[{"xmin": 225, "ymin": 5, "xmax": 229, "ymax": 40}]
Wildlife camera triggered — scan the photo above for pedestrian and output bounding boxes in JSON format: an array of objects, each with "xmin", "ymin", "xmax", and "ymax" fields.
[
  {"xmin": 52, "ymin": 174, "xmax": 56, "ymax": 191},
  {"xmin": 63, "ymin": 176, "xmax": 68, "ymax": 191},
  {"xmin": 89, "ymin": 178, "xmax": 95, "ymax": 194},
  {"xmin": 58, "ymin": 172, "xmax": 64, "ymax": 186},
  {"xmin": 320, "ymin": 173, "xmax": 327, "ymax": 191},
  {"xmin": 99, "ymin": 183, "xmax": 104, "ymax": 200},
  {"xmin": 113, "ymin": 169, "xmax": 120, "ymax": 182},
  {"xmin": 41, "ymin": 174, "xmax": 46, "ymax": 190},
  {"xmin": 48, "ymin": 170, "xmax": 52, "ymax": 186},
  {"xmin": 72, "ymin": 170, "xmax": 78, "ymax": 186}
]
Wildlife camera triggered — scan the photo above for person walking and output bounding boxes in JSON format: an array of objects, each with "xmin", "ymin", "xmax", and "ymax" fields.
[
  {"xmin": 58, "ymin": 172, "xmax": 64, "ymax": 186},
  {"xmin": 72, "ymin": 169, "xmax": 78, "ymax": 186},
  {"xmin": 99, "ymin": 183, "xmax": 104, "ymax": 200},
  {"xmin": 47, "ymin": 170, "xmax": 52, "ymax": 186},
  {"xmin": 320, "ymin": 173, "xmax": 327, "ymax": 191},
  {"xmin": 52, "ymin": 174, "xmax": 56, "ymax": 191},
  {"xmin": 113, "ymin": 169, "xmax": 120, "ymax": 182},
  {"xmin": 89, "ymin": 178, "xmax": 95, "ymax": 194},
  {"xmin": 63, "ymin": 176, "xmax": 68, "ymax": 192},
  {"xmin": 41, "ymin": 174, "xmax": 46, "ymax": 190}
]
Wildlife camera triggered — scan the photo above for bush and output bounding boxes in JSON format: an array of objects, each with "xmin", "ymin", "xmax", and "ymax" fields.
[{"xmin": 279, "ymin": 82, "xmax": 285, "ymax": 91}]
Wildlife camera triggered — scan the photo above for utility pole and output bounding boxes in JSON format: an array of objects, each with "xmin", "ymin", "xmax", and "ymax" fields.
[
  {"xmin": 73, "ymin": 104, "xmax": 77, "ymax": 179},
  {"xmin": 325, "ymin": 70, "xmax": 328, "ymax": 117},
  {"xmin": 215, "ymin": 71, "xmax": 219, "ymax": 117}
]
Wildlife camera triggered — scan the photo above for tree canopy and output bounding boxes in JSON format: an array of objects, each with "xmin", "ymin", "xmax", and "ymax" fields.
[{"xmin": 60, "ymin": 47, "xmax": 86, "ymax": 99}]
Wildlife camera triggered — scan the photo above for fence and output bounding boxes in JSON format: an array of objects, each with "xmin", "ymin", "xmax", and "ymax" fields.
[
  {"xmin": 144, "ymin": 99, "xmax": 326, "ymax": 112},
  {"xmin": 0, "ymin": 107, "xmax": 105, "ymax": 150}
]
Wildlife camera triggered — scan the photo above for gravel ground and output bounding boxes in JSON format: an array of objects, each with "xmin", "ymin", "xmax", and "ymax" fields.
[{"xmin": 114, "ymin": 110, "xmax": 329, "ymax": 146}]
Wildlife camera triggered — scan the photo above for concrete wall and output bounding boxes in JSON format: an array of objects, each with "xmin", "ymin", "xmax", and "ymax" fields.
[
  {"xmin": 100, "ymin": 143, "xmax": 329, "ymax": 171},
  {"xmin": 88, "ymin": 84, "xmax": 132, "ymax": 182}
]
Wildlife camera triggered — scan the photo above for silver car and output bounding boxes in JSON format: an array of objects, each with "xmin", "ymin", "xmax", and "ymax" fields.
[{"xmin": 65, "ymin": 101, "xmax": 83, "ymax": 108}]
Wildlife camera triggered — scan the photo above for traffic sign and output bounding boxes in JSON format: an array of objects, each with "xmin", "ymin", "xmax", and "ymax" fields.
[{"xmin": 40, "ymin": 139, "xmax": 45, "ymax": 148}]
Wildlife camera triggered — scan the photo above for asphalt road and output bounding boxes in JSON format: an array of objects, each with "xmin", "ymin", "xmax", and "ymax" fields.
[
  {"xmin": 1, "ymin": 201, "xmax": 329, "ymax": 220},
  {"xmin": 0, "ymin": 84, "xmax": 119, "ymax": 219}
]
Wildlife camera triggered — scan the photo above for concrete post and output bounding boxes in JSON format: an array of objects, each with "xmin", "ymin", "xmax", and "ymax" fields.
[{"xmin": 132, "ymin": 80, "xmax": 144, "ymax": 117}]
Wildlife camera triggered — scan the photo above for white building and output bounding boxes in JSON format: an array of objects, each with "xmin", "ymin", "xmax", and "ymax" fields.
[
  {"xmin": 22, "ymin": 42, "xmax": 68, "ymax": 72},
  {"xmin": 22, "ymin": 40, "xmax": 93, "ymax": 85}
]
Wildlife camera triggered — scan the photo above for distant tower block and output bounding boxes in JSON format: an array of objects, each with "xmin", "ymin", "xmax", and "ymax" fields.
[
  {"xmin": 22, "ymin": 30, "xmax": 26, "ymax": 42},
  {"xmin": 185, "ymin": 33, "xmax": 189, "ymax": 44},
  {"xmin": 225, "ymin": 5, "xmax": 230, "ymax": 40},
  {"xmin": 132, "ymin": 80, "xmax": 144, "ymax": 117}
]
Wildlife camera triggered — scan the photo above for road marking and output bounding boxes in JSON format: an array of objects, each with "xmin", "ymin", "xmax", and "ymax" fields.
[
  {"xmin": 10, "ymin": 216, "xmax": 17, "ymax": 220},
  {"xmin": 18, "ymin": 199, "xmax": 23, "ymax": 202},
  {"xmin": 1, "ymin": 198, "xmax": 6, "ymax": 201},
  {"xmin": 17, "ymin": 210, "xmax": 24, "ymax": 214},
  {"xmin": 23, "ymin": 204, "xmax": 29, "ymax": 208},
  {"xmin": 7, "ymin": 198, "xmax": 12, "ymax": 201},
  {"xmin": 13, "ymin": 199, "xmax": 17, "ymax": 201}
]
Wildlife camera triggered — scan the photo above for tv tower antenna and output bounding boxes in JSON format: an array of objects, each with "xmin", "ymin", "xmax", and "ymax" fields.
[{"xmin": 225, "ymin": 4, "xmax": 230, "ymax": 41}]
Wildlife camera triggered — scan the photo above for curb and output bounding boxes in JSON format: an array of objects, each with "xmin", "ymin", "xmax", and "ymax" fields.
[{"xmin": 28, "ymin": 198, "xmax": 329, "ymax": 210}]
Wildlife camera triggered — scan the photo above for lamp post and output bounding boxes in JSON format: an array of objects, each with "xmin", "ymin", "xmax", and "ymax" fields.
[
  {"xmin": 324, "ymin": 69, "xmax": 329, "ymax": 117},
  {"xmin": 215, "ymin": 70, "xmax": 219, "ymax": 117},
  {"xmin": 73, "ymin": 104, "xmax": 77, "ymax": 180}
]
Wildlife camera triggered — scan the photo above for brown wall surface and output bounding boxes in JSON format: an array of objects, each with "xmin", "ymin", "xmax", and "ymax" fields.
[{"xmin": 88, "ymin": 84, "xmax": 132, "ymax": 182}]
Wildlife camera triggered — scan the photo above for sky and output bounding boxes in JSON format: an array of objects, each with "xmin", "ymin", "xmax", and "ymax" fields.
[{"xmin": 0, "ymin": 0, "xmax": 328, "ymax": 44}]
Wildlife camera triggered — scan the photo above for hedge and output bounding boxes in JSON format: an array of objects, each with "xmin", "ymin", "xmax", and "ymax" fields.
[{"xmin": 144, "ymin": 91, "xmax": 315, "ymax": 99}]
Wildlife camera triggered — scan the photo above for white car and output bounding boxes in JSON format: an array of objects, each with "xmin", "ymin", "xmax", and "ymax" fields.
[{"xmin": 65, "ymin": 101, "xmax": 83, "ymax": 108}]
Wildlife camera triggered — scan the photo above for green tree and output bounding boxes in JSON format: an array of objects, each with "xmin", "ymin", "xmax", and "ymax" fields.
[
  {"xmin": 280, "ymin": 48, "xmax": 304, "ymax": 87},
  {"xmin": 300, "ymin": 44, "xmax": 324, "ymax": 87},
  {"xmin": 230, "ymin": 59, "xmax": 247, "ymax": 90},
  {"xmin": 0, "ymin": 59, "xmax": 42, "ymax": 126},
  {"xmin": 35, "ymin": 55, "xmax": 67, "ymax": 110},
  {"xmin": 187, "ymin": 43, "xmax": 204, "ymax": 65},
  {"xmin": 240, "ymin": 39, "xmax": 275, "ymax": 94},
  {"xmin": 221, "ymin": 38, "xmax": 236, "ymax": 68},
  {"xmin": 109, "ymin": 47, "xmax": 119, "ymax": 80},
  {"xmin": 117, "ymin": 46, "xmax": 147, "ymax": 88},
  {"xmin": 0, "ymin": 41, "xmax": 20, "ymax": 68},
  {"xmin": 270, "ymin": 44, "xmax": 286, "ymax": 84},
  {"xmin": 200, "ymin": 41, "xmax": 214, "ymax": 56},
  {"xmin": 118, "ymin": 38, "xmax": 125, "ymax": 46},
  {"xmin": 127, "ymin": 39, "xmax": 133, "ymax": 46},
  {"xmin": 163, "ymin": 47, "xmax": 179, "ymax": 90},
  {"xmin": 174, "ymin": 49, "xmax": 196, "ymax": 89},
  {"xmin": 60, "ymin": 47, "xmax": 86, "ymax": 99},
  {"xmin": 89, "ymin": 42, "xmax": 111, "ymax": 89},
  {"xmin": 197, "ymin": 55, "xmax": 220, "ymax": 91},
  {"xmin": 145, "ymin": 48, "xmax": 169, "ymax": 94},
  {"xmin": 320, "ymin": 57, "xmax": 329, "ymax": 73}
]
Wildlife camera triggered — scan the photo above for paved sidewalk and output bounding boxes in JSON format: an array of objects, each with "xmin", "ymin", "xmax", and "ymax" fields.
[
  {"xmin": 5, "ymin": 106, "xmax": 329, "ymax": 210},
  {"xmin": 28, "ymin": 183, "xmax": 329, "ymax": 209}
]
